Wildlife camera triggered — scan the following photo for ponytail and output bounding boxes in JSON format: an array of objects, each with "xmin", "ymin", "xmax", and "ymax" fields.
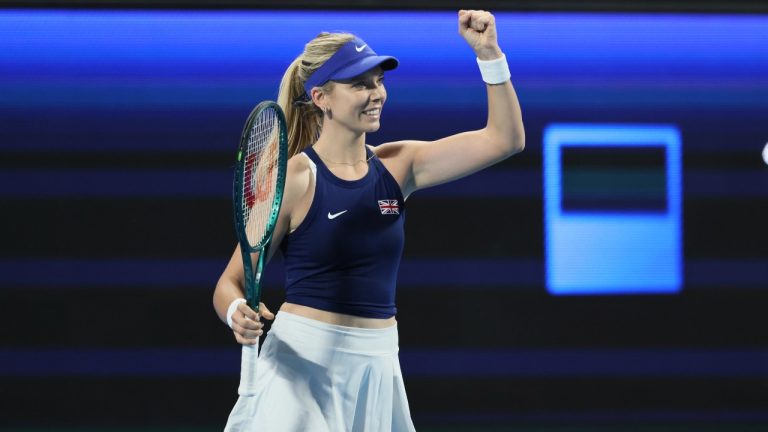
[{"xmin": 277, "ymin": 57, "xmax": 321, "ymax": 158}]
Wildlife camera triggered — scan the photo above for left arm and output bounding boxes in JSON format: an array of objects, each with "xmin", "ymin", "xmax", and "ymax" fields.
[{"xmin": 379, "ymin": 10, "xmax": 524, "ymax": 197}]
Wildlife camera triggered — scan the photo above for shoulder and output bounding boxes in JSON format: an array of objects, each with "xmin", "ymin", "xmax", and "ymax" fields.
[
  {"xmin": 372, "ymin": 140, "xmax": 430, "ymax": 170},
  {"xmin": 372, "ymin": 140, "xmax": 422, "ymax": 160},
  {"xmin": 371, "ymin": 141, "xmax": 425, "ymax": 195},
  {"xmin": 283, "ymin": 151, "xmax": 314, "ymax": 211},
  {"xmin": 287, "ymin": 150, "xmax": 312, "ymax": 178}
]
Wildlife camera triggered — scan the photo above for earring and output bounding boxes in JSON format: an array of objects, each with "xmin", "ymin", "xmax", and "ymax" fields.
[{"xmin": 324, "ymin": 107, "xmax": 332, "ymax": 119}]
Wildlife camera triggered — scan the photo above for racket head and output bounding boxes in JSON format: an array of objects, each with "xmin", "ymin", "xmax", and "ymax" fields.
[{"xmin": 232, "ymin": 101, "xmax": 288, "ymax": 306}]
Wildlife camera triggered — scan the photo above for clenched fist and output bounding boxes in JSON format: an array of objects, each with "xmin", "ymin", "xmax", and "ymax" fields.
[{"xmin": 458, "ymin": 9, "xmax": 503, "ymax": 60}]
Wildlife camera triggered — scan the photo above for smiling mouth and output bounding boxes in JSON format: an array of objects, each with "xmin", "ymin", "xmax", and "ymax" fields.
[{"xmin": 362, "ymin": 108, "xmax": 381, "ymax": 117}]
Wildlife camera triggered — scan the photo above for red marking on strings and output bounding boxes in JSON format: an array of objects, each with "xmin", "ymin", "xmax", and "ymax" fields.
[
  {"xmin": 245, "ymin": 155, "xmax": 275, "ymax": 209},
  {"xmin": 244, "ymin": 152, "xmax": 257, "ymax": 208},
  {"xmin": 255, "ymin": 165, "xmax": 275, "ymax": 203}
]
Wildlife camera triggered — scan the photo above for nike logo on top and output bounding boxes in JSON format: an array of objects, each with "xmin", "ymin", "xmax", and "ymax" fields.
[
  {"xmin": 327, "ymin": 210, "xmax": 348, "ymax": 220},
  {"xmin": 355, "ymin": 44, "xmax": 367, "ymax": 53}
]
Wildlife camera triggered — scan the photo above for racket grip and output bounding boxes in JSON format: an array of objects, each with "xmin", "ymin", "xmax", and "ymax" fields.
[{"xmin": 237, "ymin": 339, "xmax": 260, "ymax": 396}]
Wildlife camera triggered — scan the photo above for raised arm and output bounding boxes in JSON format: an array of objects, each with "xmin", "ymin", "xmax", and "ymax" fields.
[{"xmin": 381, "ymin": 10, "xmax": 524, "ymax": 197}]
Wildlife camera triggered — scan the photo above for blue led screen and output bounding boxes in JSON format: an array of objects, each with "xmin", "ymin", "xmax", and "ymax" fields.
[
  {"xmin": 544, "ymin": 124, "xmax": 682, "ymax": 295},
  {"xmin": 1, "ymin": 9, "xmax": 767, "ymax": 428}
]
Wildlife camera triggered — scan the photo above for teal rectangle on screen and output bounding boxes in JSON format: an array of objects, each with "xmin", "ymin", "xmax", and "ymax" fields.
[
  {"xmin": 544, "ymin": 124, "xmax": 682, "ymax": 295},
  {"xmin": 561, "ymin": 146, "xmax": 667, "ymax": 212}
]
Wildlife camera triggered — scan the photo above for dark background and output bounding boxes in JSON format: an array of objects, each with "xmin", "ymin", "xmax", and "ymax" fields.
[{"xmin": 1, "ymin": 1, "xmax": 766, "ymax": 431}]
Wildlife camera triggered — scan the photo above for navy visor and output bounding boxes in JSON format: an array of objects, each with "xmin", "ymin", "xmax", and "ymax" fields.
[{"xmin": 303, "ymin": 36, "xmax": 398, "ymax": 96}]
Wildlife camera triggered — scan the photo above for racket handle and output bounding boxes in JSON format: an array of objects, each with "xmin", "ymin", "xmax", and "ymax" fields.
[{"xmin": 237, "ymin": 339, "xmax": 260, "ymax": 396}]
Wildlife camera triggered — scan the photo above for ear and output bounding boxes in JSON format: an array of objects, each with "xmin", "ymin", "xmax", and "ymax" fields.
[{"xmin": 310, "ymin": 87, "xmax": 326, "ymax": 110}]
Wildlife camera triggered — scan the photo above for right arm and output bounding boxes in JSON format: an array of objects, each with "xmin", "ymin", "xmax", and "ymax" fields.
[
  {"xmin": 212, "ymin": 244, "xmax": 275, "ymax": 345},
  {"xmin": 212, "ymin": 153, "xmax": 314, "ymax": 345}
]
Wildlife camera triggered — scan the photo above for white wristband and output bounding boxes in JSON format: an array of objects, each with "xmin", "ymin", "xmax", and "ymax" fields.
[
  {"xmin": 226, "ymin": 298, "xmax": 247, "ymax": 329},
  {"xmin": 476, "ymin": 54, "xmax": 511, "ymax": 85}
]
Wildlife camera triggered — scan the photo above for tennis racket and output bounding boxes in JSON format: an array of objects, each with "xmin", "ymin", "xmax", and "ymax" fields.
[{"xmin": 232, "ymin": 101, "xmax": 288, "ymax": 396}]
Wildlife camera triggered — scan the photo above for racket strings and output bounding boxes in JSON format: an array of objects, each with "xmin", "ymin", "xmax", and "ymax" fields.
[{"xmin": 242, "ymin": 107, "xmax": 281, "ymax": 247}]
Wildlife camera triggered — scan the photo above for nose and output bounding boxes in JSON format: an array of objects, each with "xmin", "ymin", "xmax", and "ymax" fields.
[{"xmin": 369, "ymin": 82, "xmax": 384, "ymax": 101}]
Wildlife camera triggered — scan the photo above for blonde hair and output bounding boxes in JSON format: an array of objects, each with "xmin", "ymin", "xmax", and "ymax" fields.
[{"xmin": 277, "ymin": 32, "xmax": 355, "ymax": 158}]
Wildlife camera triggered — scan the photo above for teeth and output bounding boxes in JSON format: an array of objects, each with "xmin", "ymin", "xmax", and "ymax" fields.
[{"xmin": 363, "ymin": 109, "xmax": 380, "ymax": 115}]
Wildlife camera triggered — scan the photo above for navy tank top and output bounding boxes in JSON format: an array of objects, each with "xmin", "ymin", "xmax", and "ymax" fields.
[{"xmin": 280, "ymin": 145, "xmax": 405, "ymax": 318}]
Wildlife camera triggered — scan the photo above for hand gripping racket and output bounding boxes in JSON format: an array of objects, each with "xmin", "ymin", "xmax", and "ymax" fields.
[{"xmin": 232, "ymin": 101, "xmax": 287, "ymax": 396}]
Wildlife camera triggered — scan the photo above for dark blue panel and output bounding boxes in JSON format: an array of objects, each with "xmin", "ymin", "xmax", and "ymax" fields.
[
  {"xmin": 2, "ymin": 348, "xmax": 766, "ymax": 378},
  {"xmin": 2, "ymin": 258, "xmax": 767, "ymax": 288}
]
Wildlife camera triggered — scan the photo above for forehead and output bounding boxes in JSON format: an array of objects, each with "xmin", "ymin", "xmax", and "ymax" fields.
[{"xmin": 338, "ymin": 66, "xmax": 385, "ymax": 82}]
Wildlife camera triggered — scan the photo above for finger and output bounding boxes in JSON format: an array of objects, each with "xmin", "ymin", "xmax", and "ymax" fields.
[
  {"xmin": 458, "ymin": 10, "xmax": 470, "ymax": 31},
  {"xmin": 237, "ymin": 302, "xmax": 260, "ymax": 322},
  {"xmin": 462, "ymin": 12, "xmax": 485, "ymax": 36},
  {"xmin": 258, "ymin": 302, "xmax": 276, "ymax": 320},
  {"xmin": 233, "ymin": 320, "xmax": 264, "ymax": 339},
  {"xmin": 233, "ymin": 310, "xmax": 264, "ymax": 329},
  {"xmin": 234, "ymin": 331, "xmax": 259, "ymax": 346},
  {"xmin": 232, "ymin": 317, "xmax": 263, "ymax": 333},
  {"xmin": 470, "ymin": 12, "xmax": 491, "ymax": 32},
  {"xmin": 243, "ymin": 327, "xmax": 263, "ymax": 339}
]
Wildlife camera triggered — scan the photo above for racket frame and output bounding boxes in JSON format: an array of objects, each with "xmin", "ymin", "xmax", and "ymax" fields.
[{"xmin": 232, "ymin": 101, "xmax": 288, "ymax": 314}]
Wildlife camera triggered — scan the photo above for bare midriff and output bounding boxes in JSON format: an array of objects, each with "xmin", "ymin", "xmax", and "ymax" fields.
[{"xmin": 279, "ymin": 302, "xmax": 396, "ymax": 329}]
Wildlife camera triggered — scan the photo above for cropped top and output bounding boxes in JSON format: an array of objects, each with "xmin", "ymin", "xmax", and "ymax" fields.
[{"xmin": 280, "ymin": 145, "xmax": 406, "ymax": 318}]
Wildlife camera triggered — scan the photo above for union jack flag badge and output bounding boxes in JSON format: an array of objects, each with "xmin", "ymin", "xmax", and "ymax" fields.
[{"xmin": 378, "ymin": 199, "xmax": 399, "ymax": 215}]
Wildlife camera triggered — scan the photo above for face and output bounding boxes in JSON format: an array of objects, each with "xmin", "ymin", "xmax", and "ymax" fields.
[{"xmin": 315, "ymin": 66, "xmax": 387, "ymax": 134}]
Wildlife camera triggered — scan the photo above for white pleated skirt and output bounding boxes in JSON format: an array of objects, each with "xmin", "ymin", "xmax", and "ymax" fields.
[{"xmin": 224, "ymin": 311, "xmax": 416, "ymax": 432}]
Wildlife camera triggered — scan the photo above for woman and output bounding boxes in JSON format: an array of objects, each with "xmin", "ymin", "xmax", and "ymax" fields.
[{"xmin": 214, "ymin": 10, "xmax": 524, "ymax": 431}]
